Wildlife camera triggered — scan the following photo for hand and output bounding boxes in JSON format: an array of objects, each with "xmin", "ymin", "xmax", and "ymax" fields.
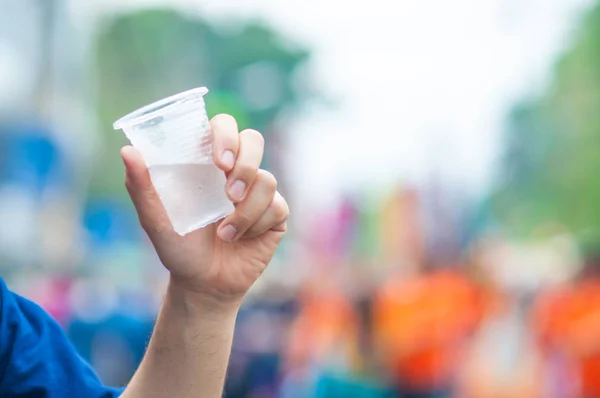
[{"xmin": 121, "ymin": 114, "xmax": 289, "ymax": 308}]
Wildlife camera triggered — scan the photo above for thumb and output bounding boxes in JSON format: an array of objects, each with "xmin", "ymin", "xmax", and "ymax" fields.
[{"xmin": 121, "ymin": 146, "xmax": 171, "ymax": 236}]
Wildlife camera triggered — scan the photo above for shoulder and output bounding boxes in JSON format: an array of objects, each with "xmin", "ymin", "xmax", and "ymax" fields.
[
  {"xmin": 0, "ymin": 276, "xmax": 55, "ymax": 369},
  {"xmin": 0, "ymin": 277, "xmax": 53, "ymax": 335}
]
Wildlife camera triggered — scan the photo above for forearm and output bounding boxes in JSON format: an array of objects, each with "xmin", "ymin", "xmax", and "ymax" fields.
[{"xmin": 121, "ymin": 279, "xmax": 238, "ymax": 398}]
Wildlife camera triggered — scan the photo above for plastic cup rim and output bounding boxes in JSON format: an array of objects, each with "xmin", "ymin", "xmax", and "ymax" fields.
[{"xmin": 113, "ymin": 86, "xmax": 209, "ymax": 130}]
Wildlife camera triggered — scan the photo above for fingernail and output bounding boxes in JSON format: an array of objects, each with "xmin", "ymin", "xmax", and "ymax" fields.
[
  {"xmin": 228, "ymin": 180, "xmax": 246, "ymax": 201},
  {"xmin": 221, "ymin": 150, "xmax": 235, "ymax": 169},
  {"xmin": 218, "ymin": 225, "xmax": 237, "ymax": 242}
]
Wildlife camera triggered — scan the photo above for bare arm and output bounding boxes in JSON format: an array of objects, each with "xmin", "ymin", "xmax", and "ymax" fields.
[
  {"xmin": 118, "ymin": 114, "xmax": 288, "ymax": 398},
  {"xmin": 121, "ymin": 282, "xmax": 237, "ymax": 398}
]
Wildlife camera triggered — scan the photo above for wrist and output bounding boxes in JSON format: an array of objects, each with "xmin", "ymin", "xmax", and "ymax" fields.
[{"xmin": 167, "ymin": 277, "xmax": 241, "ymax": 321}]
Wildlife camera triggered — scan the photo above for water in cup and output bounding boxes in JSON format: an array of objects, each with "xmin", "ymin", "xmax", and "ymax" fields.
[{"xmin": 148, "ymin": 163, "xmax": 233, "ymax": 234}]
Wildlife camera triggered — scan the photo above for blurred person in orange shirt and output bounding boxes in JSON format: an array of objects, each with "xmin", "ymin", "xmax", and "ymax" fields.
[
  {"xmin": 532, "ymin": 240, "xmax": 600, "ymax": 398},
  {"xmin": 281, "ymin": 271, "xmax": 362, "ymax": 397},
  {"xmin": 373, "ymin": 259, "xmax": 484, "ymax": 398}
]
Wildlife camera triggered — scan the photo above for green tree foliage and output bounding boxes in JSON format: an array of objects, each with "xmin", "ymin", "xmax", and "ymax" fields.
[
  {"xmin": 494, "ymin": 2, "xmax": 600, "ymax": 238},
  {"xmin": 91, "ymin": 8, "xmax": 310, "ymax": 198}
]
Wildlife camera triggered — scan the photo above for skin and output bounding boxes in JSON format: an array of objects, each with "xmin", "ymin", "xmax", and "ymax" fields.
[{"xmin": 119, "ymin": 114, "xmax": 289, "ymax": 398}]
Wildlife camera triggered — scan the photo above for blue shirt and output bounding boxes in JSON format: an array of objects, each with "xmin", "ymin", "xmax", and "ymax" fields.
[{"xmin": 0, "ymin": 279, "xmax": 123, "ymax": 397}]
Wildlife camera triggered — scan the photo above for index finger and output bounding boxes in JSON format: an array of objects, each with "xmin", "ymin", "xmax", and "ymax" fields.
[{"xmin": 211, "ymin": 114, "xmax": 240, "ymax": 172}]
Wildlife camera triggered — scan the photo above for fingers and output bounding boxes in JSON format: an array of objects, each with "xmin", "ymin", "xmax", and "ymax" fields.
[
  {"xmin": 245, "ymin": 192, "xmax": 289, "ymax": 238},
  {"xmin": 217, "ymin": 170, "xmax": 280, "ymax": 243},
  {"xmin": 126, "ymin": 114, "xmax": 285, "ymax": 245},
  {"xmin": 120, "ymin": 146, "xmax": 172, "ymax": 237},
  {"xmin": 225, "ymin": 129, "xmax": 264, "ymax": 202},
  {"xmin": 211, "ymin": 114, "xmax": 240, "ymax": 172}
]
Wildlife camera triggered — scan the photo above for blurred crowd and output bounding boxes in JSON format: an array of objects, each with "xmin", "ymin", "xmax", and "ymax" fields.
[
  {"xmin": 2, "ymin": 131, "xmax": 599, "ymax": 397},
  {"xmin": 233, "ymin": 191, "xmax": 599, "ymax": 398}
]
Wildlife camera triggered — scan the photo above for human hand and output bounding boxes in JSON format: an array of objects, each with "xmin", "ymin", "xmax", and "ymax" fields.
[{"xmin": 121, "ymin": 114, "xmax": 289, "ymax": 309}]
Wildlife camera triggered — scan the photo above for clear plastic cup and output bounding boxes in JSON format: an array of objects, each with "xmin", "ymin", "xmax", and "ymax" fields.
[{"xmin": 114, "ymin": 87, "xmax": 234, "ymax": 235}]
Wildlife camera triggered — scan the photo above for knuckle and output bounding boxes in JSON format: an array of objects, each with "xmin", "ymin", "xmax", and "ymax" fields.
[
  {"xmin": 258, "ymin": 170, "xmax": 278, "ymax": 192},
  {"xmin": 235, "ymin": 161, "xmax": 257, "ymax": 178},
  {"xmin": 141, "ymin": 186, "xmax": 158, "ymax": 203},
  {"xmin": 275, "ymin": 201, "xmax": 290, "ymax": 223},
  {"xmin": 233, "ymin": 209, "xmax": 253, "ymax": 226},
  {"xmin": 240, "ymin": 129, "xmax": 265, "ymax": 146},
  {"xmin": 144, "ymin": 223, "xmax": 168, "ymax": 237},
  {"xmin": 152, "ymin": 222, "xmax": 169, "ymax": 235},
  {"xmin": 271, "ymin": 193, "xmax": 289, "ymax": 222},
  {"xmin": 272, "ymin": 205, "xmax": 287, "ymax": 223},
  {"xmin": 283, "ymin": 201, "xmax": 290, "ymax": 220}
]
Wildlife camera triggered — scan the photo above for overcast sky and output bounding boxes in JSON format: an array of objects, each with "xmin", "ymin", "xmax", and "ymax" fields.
[{"xmin": 70, "ymin": 0, "xmax": 594, "ymax": 208}]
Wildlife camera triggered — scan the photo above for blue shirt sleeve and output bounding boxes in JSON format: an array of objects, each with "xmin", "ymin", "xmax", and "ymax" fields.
[{"xmin": 0, "ymin": 279, "xmax": 124, "ymax": 397}]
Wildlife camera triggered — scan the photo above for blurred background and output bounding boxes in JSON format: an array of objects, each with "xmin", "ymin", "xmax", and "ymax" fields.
[{"xmin": 3, "ymin": 0, "xmax": 600, "ymax": 397}]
